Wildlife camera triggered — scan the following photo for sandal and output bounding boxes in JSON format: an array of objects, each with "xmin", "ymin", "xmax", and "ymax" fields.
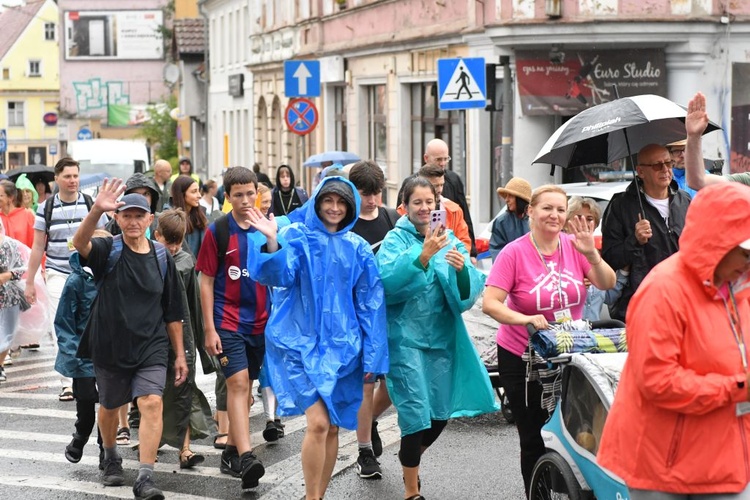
[
  {"xmin": 213, "ymin": 433, "xmax": 228, "ymax": 449},
  {"xmin": 59, "ymin": 387, "xmax": 74, "ymax": 402},
  {"xmin": 405, "ymin": 496, "xmax": 425, "ymax": 500},
  {"xmin": 179, "ymin": 448, "xmax": 205, "ymax": 469},
  {"xmin": 116, "ymin": 427, "xmax": 130, "ymax": 445}
]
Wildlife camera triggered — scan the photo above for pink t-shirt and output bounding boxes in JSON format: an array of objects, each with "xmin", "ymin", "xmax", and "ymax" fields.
[{"xmin": 486, "ymin": 232, "xmax": 592, "ymax": 356}]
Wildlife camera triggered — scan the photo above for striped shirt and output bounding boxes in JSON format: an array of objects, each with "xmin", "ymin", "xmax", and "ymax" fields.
[{"xmin": 34, "ymin": 193, "xmax": 108, "ymax": 274}]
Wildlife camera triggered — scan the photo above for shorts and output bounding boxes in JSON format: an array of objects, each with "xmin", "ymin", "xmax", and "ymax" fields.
[
  {"xmin": 216, "ymin": 329, "xmax": 265, "ymax": 380},
  {"xmin": 95, "ymin": 364, "xmax": 167, "ymax": 410}
]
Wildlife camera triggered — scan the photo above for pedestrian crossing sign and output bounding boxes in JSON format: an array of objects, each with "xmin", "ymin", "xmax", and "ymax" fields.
[{"xmin": 437, "ymin": 57, "xmax": 487, "ymax": 110}]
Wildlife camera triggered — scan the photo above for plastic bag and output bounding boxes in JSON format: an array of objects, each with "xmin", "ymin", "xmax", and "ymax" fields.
[{"xmin": 11, "ymin": 243, "xmax": 49, "ymax": 348}]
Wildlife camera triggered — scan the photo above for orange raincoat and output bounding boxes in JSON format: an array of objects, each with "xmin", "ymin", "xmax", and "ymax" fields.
[{"xmin": 598, "ymin": 182, "xmax": 750, "ymax": 494}]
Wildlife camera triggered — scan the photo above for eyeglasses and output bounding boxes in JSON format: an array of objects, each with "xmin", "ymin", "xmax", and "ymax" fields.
[
  {"xmin": 670, "ymin": 149, "xmax": 685, "ymax": 156},
  {"xmin": 433, "ymin": 156, "xmax": 451, "ymax": 163},
  {"xmin": 640, "ymin": 160, "xmax": 675, "ymax": 170}
]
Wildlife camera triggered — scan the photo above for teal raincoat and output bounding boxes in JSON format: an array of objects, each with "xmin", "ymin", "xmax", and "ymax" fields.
[
  {"xmin": 248, "ymin": 176, "xmax": 389, "ymax": 430},
  {"xmin": 377, "ymin": 216, "xmax": 498, "ymax": 436}
]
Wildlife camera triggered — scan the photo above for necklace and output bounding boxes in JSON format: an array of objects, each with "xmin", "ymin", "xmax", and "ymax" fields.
[
  {"xmin": 529, "ymin": 232, "xmax": 564, "ymax": 308},
  {"xmin": 278, "ymin": 190, "xmax": 294, "ymax": 215},
  {"xmin": 722, "ymin": 285, "xmax": 748, "ymax": 371},
  {"xmin": 57, "ymin": 193, "xmax": 80, "ymax": 226}
]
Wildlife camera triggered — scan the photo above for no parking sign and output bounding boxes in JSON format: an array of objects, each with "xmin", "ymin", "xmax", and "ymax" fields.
[{"xmin": 285, "ymin": 98, "xmax": 318, "ymax": 136}]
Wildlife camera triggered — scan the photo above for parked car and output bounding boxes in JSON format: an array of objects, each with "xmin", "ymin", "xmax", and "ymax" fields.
[{"xmin": 475, "ymin": 180, "xmax": 630, "ymax": 267}]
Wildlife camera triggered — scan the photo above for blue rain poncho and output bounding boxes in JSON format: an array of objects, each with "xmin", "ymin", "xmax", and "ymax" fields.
[
  {"xmin": 248, "ymin": 176, "xmax": 389, "ymax": 430},
  {"xmin": 376, "ymin": 216, "xmax": 498, "ymax": 436}
]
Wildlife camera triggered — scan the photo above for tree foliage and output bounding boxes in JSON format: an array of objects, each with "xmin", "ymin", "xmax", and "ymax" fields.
[{"xmin": 140, "ymin": 94, "xmax": 178, "ymax": 165}]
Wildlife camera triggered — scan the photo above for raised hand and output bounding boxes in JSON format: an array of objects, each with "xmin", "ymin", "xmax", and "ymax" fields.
[
  {"xmin": 246, "ymin": 207, "xmax": 278, "ymax": 239},
  {"xmin": 686, "ymin": 92, "xmax": 709, "ymax": 138},
  {"xmin": 568, "ymin": 214, "xmax": 596, "ymax": 256},
  {"xmin": 94, "ymin": 178, "xmax": 126, "ymax": 212},
  {"xmin": 420, "ymin": 225, "xmax": 449, "ymax": 267}
]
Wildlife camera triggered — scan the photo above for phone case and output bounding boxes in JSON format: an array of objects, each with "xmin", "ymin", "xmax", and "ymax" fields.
[{"xmin": 430, "ymin": 210, "xmax": 447, "ymax": 231}]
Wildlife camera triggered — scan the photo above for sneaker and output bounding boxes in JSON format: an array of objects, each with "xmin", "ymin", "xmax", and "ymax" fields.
[
  {"xmin": 100, "ymin": 457, "xmax": 125, "ymax": 486},
  {"xmin": 3, "ymin": 357, "xmax": 10, "ymax": 366},
  {"xmin": 240, "ymin": 451, "xmax": 265, "ymax": 490},
  {"xmin": 128, "ymin": 406, "xmax": 141, "ymax": 429},
  {"xmin": 0, "ymin": 366, "xmax": 6, "ymax": 382},
  {"xmin": 357, "ymin": 448, "xmax": 382, "ymax": 479},
  {"xmin": 220, "ymin": 448, "xmax": 241, "ymax": 478},
  {"xmin": 133, "ymin": 475, "xmax": 164, "ymax": 500},
  {"xmin": 64, "ymin": 433, "xmax": 88, "ymax": 463},
  {"xmin": 262, "ymin": 420, "xmax": 280, "ymax": 442},
  {"xmin": 274, "ymin": 419, "xmax": 285, "ymax": 438},
  {"xmin": 371, "ymin": 420, "xmax": 382, "ymax": 457},
  {"xmin": 98, "ymin": 448, "xmax": 104, "ymax": 470}
]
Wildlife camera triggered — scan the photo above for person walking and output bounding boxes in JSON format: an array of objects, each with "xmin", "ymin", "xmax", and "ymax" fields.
[
  {"xmin": 270, "ymin": 164, "xmax": 308, "ymax": 217},
  {"xmin": 598, "ymin": 182, "xmax": 750, "ymax": 499},
  {"xmin": 482, "ymin": 185, "xmax": 615, "ymax": 497},
  {"xmin": 377, "ymin": 176, "xmax": 496, "ymax": 500},
  {"xmin": 72, "ymin": 184, "xmax": 187, "ymax": 499},
  {"xmin": 246, "ymin": 176, "xmax": 389, "ymax": 500},
  {"xmin": 170, "ymin": 176, "xmax": 207, "ymax": 257},
  {"xmin": 152, "ymin": 160, "xmax": 173, "ymax": 213},
  {"xmin": 490, "ymin": 177, "xmax": 531, "ymax": 261},
  {"xmin": 196, "ymin": 167, "xmax": 269, "ymax": 491},
  {"xmin": 24, "ymin": 157, "xmax": 108, "ymax": 402},
  {"xmin": 0, "ymin": 219, "xmax": 30, "ymax": 384}
]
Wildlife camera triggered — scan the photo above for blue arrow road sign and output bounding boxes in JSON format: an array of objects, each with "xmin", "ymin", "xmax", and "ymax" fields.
[
  {"xmin": 0, "ymin": 129, "xmax": 6, "ymax": 153},
  {"xmin": 437, "ymin": 57, "xmax": 486, "ymax": 110},
  {"xmin": 284, "ymin": 60, "xmax": 321, "ymax": 98}
]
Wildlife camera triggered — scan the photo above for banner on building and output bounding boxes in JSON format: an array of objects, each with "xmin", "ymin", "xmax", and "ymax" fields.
[
  {"xmin": 516, "ymin": 49, "xmax": 667, "ymax": 116},
  {"xmin": 731, "ymin": 63, "xmax": 750, "ymax": 174},
  {"xmin": 108, "ymin": 104, "xmax": 166, "ymax": 127},
  {"xmin": 64, "ymin": 10, "xmax": 164, "ymax": 60}
]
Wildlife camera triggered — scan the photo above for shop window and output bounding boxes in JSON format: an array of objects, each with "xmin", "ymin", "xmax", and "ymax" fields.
[
  {"xmin": 9, "ymin": 152, "xmax": 25, "ymax": 168},
  {"xmin": 410, "ymin": 82, "xmax": 465, "ymax": 180}
]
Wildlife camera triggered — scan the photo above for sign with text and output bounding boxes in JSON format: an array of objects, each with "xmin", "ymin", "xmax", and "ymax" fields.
[
  {"xmin": 516, "ymin": 49, "xmax": 666, "ymax": 116},
  {"xmin": 64, "ymin": 10, "xmax": 164, "ymax": 60}
]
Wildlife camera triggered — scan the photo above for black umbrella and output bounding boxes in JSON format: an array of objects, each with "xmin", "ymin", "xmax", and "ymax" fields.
[
  {"xmin": 5, "ymin": 164, "xmax": 55, "ymax": 185},
  {"xmin": 533, "ymin": 94, "xmax": 720, "ymax": 168}
]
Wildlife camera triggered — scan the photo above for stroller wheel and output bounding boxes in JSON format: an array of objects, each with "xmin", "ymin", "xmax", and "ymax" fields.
[{"xmin": 530, "ymin": 452, "xmax": 583, "ymax": 500}]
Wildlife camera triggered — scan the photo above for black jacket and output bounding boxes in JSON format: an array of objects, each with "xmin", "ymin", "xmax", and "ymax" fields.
[
  {"xmin": 601, "ymin": 179, "xmax": 691, "ymax": 321},
  {"xmin": 442, "ymin": 169, "xmax": 476, "ymax": 256}
]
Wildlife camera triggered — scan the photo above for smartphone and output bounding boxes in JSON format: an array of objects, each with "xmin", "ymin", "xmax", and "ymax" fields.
[{"xmin": 430, "ymin": 209, "xmax": 447, "ymax": 232}]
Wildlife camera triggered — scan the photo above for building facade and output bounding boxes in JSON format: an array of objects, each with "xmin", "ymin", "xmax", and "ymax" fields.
[
  {"xmin": 0, "ymin": 0, "xmax": 60, "ymax": 170},
  {"xmin": 205, "ymin": 0, "xmax": 750, "ymax": 228},
  {"xmin": 57, "ymin": 0, "xmax": 171, "ymax": 154}
]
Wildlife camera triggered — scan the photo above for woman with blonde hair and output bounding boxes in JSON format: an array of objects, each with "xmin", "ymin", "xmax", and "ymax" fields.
[
  {"xmin": 483, "ymin": 184, "xmax": 615, "ymax": 497},
  {"xmin": 255, "ymin": 184, "xmax": 272, "ymax": 216}
]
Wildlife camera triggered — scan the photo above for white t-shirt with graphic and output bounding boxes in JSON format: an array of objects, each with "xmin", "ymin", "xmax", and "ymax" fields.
[{"xmin": 486, "ymin": 232, "xmax": 592, "ymax": 356}]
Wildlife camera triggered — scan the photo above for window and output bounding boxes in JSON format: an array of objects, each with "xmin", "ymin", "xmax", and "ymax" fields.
[
  {"xmin": 44, "ymin": 22, "xmax": 55, "ymax": 41},
  {"xmin": 334, "ymin": 86, "xmax": 348, "ymax": 151},
  {"xmin": 366, "ymin": 85, "xmax": 387, "ymax": 166},
  {"xmin": 1, "ymin": 68, "xmax": 8, "ymax": 80},
  {"xmin": 28, "ymin": 60, "xmax": 41, "ymax": 77},
  {"xmin": 410, "ymin": 82, "xmax": 465, "ymax": 180},
  {"xmin": 8, "ymin": 101, "xmax": 25, "ymax": 127}
]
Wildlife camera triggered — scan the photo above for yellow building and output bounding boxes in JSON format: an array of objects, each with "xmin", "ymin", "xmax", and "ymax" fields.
[{"xmin": 0, "ymin": 0, "xmax": 60, "ymax": 170}]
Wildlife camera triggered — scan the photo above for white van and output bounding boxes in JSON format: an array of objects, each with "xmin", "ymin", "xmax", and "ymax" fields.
[{"xmin": 66, "ymin": 139, "xmax": 150, "ymax": 179}]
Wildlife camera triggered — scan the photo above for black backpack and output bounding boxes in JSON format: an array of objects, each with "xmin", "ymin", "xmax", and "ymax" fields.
[
  {"xmin": 43, "ymin": 193, "xmax": 95, "ymax": 250},
  {"xmin": 94, "ymin": 234, "xmax": 168, "ymax": 290}
]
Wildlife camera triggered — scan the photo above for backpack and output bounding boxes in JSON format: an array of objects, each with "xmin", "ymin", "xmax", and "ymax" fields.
[
  {"xmin": 95, "ymin": 234, "xmax": 168, "ymax": 290},
  {"xmin": 213, "ymin": 214, "xmax": 231, "ymax": 270},
  {"xmin": 43, "ymin": 193, "xmax": 95, "ymax": 250}
]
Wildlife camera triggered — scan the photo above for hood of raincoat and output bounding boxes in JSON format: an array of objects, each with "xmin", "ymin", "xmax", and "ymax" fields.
[
  {"xmin": 125, "ymin": 173, "xmax": 160, "ymax": 214},
  {"xmin": 301, "ymin": 176, "xmax": 360, "ymax": 235},
  {"xmin": 68, "ymin": 251, "xmax": 90, "ymax": 278},
  {"xmin": 275, "ymin": 165, "xmax": 297, "ymax": 193},
  {"xmin": 678, "ymin": 182, "xmax": 750, "ymax": 297},
  {"xmin": 15, "ymin": 174, "xmax": 38, "ymax": 210}
]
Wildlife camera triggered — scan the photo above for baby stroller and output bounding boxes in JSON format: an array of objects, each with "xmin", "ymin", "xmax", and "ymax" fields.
[{"xmin": 526, "ymin": 321, "xmax": 629, "ymax": 500}]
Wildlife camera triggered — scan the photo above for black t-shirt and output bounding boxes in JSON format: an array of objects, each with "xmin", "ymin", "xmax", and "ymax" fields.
[
  {"xmin": 352, "ymin": 208, "xmax": 397, "ymax": 254},
  {"xmin": 81, "ymin": 237, "xmax": 183, "ymax": 370}
]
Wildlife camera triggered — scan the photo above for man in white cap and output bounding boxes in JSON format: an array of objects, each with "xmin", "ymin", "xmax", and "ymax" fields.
[{"xmin": 73, "ymin": 181, "xmax": 187, "ymax": 500}]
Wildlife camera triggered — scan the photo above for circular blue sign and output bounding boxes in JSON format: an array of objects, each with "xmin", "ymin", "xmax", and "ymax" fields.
[{"xmin": 77, "ymin": 127, "xmax": 93, "ymax": 140}]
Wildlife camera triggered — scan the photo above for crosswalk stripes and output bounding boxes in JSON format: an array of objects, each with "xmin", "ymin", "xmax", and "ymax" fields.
[{"xmin": 0, "ymin": 345, "xmax": 402, "ymax": 499}]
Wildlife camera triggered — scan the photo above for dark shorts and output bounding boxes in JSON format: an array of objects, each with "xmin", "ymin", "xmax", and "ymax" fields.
[
  {"xmin": 94, "ymin": 364, "xmax": 167, "ymax": 410},
  {"xmin": 216, "ymin": 329, "xmax": 265, "ymax": 380}
]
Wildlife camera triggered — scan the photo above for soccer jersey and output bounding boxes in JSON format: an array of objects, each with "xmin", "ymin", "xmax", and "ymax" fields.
[{"xmin": 196, "ymin": 213, "xmax": 269, "ymax": 335}]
